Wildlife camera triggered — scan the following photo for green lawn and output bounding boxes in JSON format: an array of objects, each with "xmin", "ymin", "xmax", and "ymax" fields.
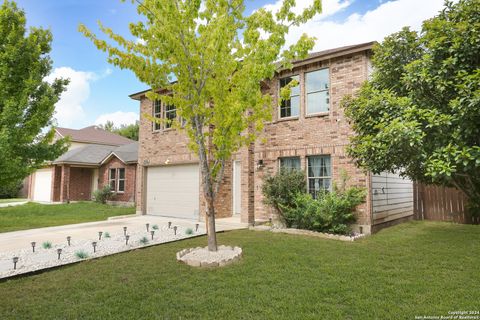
[
  {"xmin": 0, "ymin": 202, "xmax": 135, "ymax": 233},
  {"xmin": 0, "ymin": 221, "xmax": 478, "ymax": 319},
  {"xmin": 0, "ymin": 198, "xmax": 26, "ymax": 204}
]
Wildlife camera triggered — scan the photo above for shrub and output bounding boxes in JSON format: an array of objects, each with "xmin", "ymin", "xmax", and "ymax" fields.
[
  {"xmin": 152, "ymin": 224, "xmax": 159, "ymax": 230},
  {"xmin": 139, "ymin": 237, "xmax": 149, "ymax": 245},
  {"xmin": 104, "ymin": 232, "xmax": 111, "ymax": 238},
  {"xmin": 280, "ymin": 186, "xmax": 366, "ymax": 235},
  {"xmin": 93, "ymin": 185, "xmax": 115, "ymax": 204},
  {"xmin": 42, "ymin": 241, "xmax": 52, "ymax": 249},
  {"xmin": 261, "ymin": 169, "xmax": 306, "ymax": 224},
  {"xmin": 0, "ymin": 179, "xmax": 22, "ymax": 199},
  {"xmin": 185, "ymin": 228, "xmax": 193, "ymax": 235},
  {"xmin": 75, "ymin": 250, "xmax": 89, "ymax": 259}
]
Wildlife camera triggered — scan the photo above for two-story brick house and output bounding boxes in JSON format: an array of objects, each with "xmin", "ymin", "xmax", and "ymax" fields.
[{"xmin": 131, "ymin": 42, "xmax": 415, "ymax": 234}]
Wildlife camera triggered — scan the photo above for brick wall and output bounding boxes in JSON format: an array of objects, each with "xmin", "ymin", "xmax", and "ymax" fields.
[
  {"xmin": 99, "ymin": 157, "xmax": 136, "ymax": 203},
  {"xmin": 136, "ymin": 48, "xmax": 373, "ymax": 228},
  {"xmin": 69, "ymin": 167, "xmax": 93, "ymax": 201}
]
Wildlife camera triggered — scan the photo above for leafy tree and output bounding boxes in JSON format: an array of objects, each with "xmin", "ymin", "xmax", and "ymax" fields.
[
  {"xmin": 0, "ymin": 1, "xmax": 68, "ymax": 190},
  {"xmin": 100, "ymin": 121, "xmax": 139, "ymax": 141},
  {"xmin": 343, "ymin": 0, "xmax": 480, "ymax": 212},
  {"xmin": 80, "ymin": 0, "xmax": 322, "ymax": 251}
]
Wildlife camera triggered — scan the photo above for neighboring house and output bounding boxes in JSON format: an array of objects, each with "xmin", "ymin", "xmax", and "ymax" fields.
[
  {"xmin": 28, "ymin": 126, "xmax": 138, "ymax": 205},
  {"xmin": 130, "ymin": 42, "xmax": 414, "ymax": 234}
]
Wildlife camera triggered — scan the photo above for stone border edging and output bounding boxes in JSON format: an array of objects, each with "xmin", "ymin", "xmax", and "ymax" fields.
[
  {"xmin": 250, "ymin": 226, "xmax": 366, "ymax": 241},
  {"xmin": 177, "ymin": 245, "xmax": 243, "ymax": 267}
]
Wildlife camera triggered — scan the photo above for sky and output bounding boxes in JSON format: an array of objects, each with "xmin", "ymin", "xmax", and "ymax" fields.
[{"xmin": 15, "ymin": 0, "xmax": 448, "ymax": 129}]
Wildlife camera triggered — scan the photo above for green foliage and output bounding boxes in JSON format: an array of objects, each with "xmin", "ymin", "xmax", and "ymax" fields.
[
  {"xmin": 104, "ymin": 232, "xmax": 111, "ymax": 239},
  {"xmin": 93, "ymin": 185, "xmax": 115, "ymax": 204},
  {"xmin": 0, "ymin": 179, "xmax": 22, "ymax": 199},
  {"xmin": 261, "ymin": 169, "xmax": 306, "ymax": 222},
  {"xmin": 0, "ymin": 1, "xmax": 69, "ymax": 187},
  {"xmin": 151, "ymin": 224, "xmax": 159, "ymax": 230},
  {"xmin": 139, "ymin": 236, "xmax": 149, "ymax": 245},
  {"xmin": 280, "ymin": 186, "xmax": 366, "ymax": 235},
  {"xmin": 75, "ymin": 250, "xmax": 89, "ymax": 260},
  {"xmin": 343, "ymin": 0, "xmax": 480, "ymax": 212},
  {"xmin": 185, "ymin": 228, "xmax": 193, "ymax": 235},
  {"xmin": 79, "ymin": 0, "xmax": 322, "ymax": 250},
  {"xmin": 42, "ymin": 241, "xmax": 52, "ymax": 249},
  {"xmin": 100, "ymin": 121, "xmax": 139, "ymax": 141}
]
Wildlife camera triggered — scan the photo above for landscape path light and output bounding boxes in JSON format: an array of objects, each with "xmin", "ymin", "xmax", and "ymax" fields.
[
  {"xmin": 123, "ymin": 226, "xmax": 127, "ymax": 236},
  {"xmin": 98, "ymin": 231, "xmax": 103, "ymax": 240},
  {"xmin": 173, "ymin": 226, "xmax": 177, "ymax": 235},
  {"xmin": 146, "ymin": 223, "xmax": 150, "ymax": 232},
  {"xmin": 92, "ymin": 242, "xmax": 97, "ymax": 253},
  {"xmin": 67, "ymin": 236, "xmax": 71, "ymax": 246},
  {"xmin": 57, "ymin": 248, "xmax": 62, "ymax": 260},
  {"xmin": 195, "ymin": 223, "xmax": 199, "ymax": 232},
  {"xmin": 12, "ymin": 257, "xmax": 19, "ymax": 270},
  {"xmin": 168, "ymin": 221, "xmax": 172, "ymax": 229},
  {"xmin": 31, "ymin": 241, "xmax": 36, "ymax": 253},
  {"xmin": 150, "ymin": 230, "xmax": 155, "ymax": 240},
  {"xmin": 125, "ymin": 235, "xmax": 130, "ymax": 245}
]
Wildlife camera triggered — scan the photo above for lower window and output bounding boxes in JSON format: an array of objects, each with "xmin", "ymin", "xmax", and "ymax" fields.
[
  {"xmin": 307, "ymin": 155, "xmax": 331, "ymax": 198},
  {"xmin": 109, "ymin": 168, "xmax": 126, "ymax": 193},
  {"xmin": 279, "ymin": 157, "xmax": 301, "ymax": 171}
]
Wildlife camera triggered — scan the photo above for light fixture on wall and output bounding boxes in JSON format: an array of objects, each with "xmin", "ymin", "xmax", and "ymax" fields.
[
  {"xmin": 256, "ymin": 159, "xmax": 264, "ymax": 170},
  {"xmin": 164, "ymin": 159, "xmax": 171, "ymax": 165},
  {"xmin": 143, "ymin": 159, "xmax": 150, "ymax": 166}
]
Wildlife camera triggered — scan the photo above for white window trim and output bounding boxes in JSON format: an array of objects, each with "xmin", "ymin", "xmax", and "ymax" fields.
[
  {"xmin": 305, "ymin": 68, "xmax": 330, "ymax": 116},
  {"xmin": 153, "ymin": 100, "xmax": 162, "ymax": 131},
  {"xmin": 108, "ymin": 168, "xmax": 116, "ymax": 192},
  {"xmin": 278, "ymin": 75, "xmax": 300, "ymax": 119},
  {"xmin": 307, "ymin": 155, "xmax": 332, "ymax": 197},
  {"xmin": 278, "ymin": 156, "xmax": 301, "ymax": 171},
  {"xmin": 109, "ymin": 168, "xmax": 126, "ymax": 193}
]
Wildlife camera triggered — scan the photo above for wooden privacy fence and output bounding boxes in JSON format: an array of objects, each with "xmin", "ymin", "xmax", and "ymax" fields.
[{"xmin": 413, "ymin": 182, "xmax": 479, "ymax": 224}]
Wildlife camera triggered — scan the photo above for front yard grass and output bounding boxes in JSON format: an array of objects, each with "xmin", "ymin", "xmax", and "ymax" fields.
[
  {"xmin": 0, "ymin": 221, "xmax": 478, "ymax": 319},
  {"xmin": 0, "ymin": 202, "xmax": 135, "ymax": 233},
  {"xmin": 0, "ymin": 198, "xmax": 26, "ymax": 204}
]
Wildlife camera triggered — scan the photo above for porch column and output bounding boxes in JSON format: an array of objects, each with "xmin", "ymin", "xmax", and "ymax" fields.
[{"xmin": 60, "ymin": 164, "xmax": 70, "ymax": 203}]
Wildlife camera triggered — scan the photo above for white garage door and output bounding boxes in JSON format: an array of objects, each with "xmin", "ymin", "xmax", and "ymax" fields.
[
  {"xmin": 33, "ymin": 168, "xmax": 52, "ymax": 202},
  {"xmin": 146, "ymin": 164, "xmax": 199, "ymax": 219}
]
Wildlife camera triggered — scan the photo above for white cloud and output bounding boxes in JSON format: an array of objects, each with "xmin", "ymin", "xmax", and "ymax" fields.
[
  {"xmin": 264, "ymin": 0, "xmax": 446, "ymax": 52},
  {"xmin": 264, "ymin": 0, "xmax": 351, "ymax": 20},
  {"xmin": 45, "ymin": 67, "xmax": 95, "ymax": 128},
  {"xmin": 94, "ymin": 111, "xmax": 139, "ymax": 127},
  {"xmin": 45, "ymin": 67, "xmax": 114, "ymax": 128}
]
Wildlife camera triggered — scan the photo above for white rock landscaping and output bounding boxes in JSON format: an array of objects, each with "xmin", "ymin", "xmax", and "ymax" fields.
[
  {"xmin": 250, "ymin": 225, "xmax": 367, "ymax": 241},
  {"xmin": 0, "ymin": 222, "xmax": 203, "ymax": 279},
  {"xmin": 177, "ymin": 245, "xmax": 242, "ymax": 267}
]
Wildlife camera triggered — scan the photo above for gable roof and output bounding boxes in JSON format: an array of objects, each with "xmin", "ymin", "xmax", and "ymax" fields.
[
  {"xmin": 55, "ymin": 125, "xmax": 134, "ymax": 146},
  {"xmin": 53, "ymin": 142, "xmax": 138, "ymax": 166}
]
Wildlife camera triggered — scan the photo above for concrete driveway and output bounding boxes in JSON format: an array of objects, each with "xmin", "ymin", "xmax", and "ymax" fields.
[{"xmin": 0, "ymin": 215, "xmax": 248, "ymax": 252}]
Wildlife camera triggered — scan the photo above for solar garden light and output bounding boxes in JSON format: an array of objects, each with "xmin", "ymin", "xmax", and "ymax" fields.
[
  {"xmin": 92, "ymin": 242, "xmax": 97, "ymax": 253},
  {"xmin": 98, "ymin": 231, "xmax": 103, "ymax": 240},
  {"xmin": 123, "ymin": 226, "xmax": 127, "ymax": 236},
  {"xmin": 146, "ymin": 223, "xmax": 150, "ymax": 232},
  {"xmin": 31, "ymin": 241, "xmax": 36, "ymax": 253},
  {"xmin": 150, "ymin": 230, "xmax": 155, "ymax": 240},
  {"xmin": 12, "ymin": 257, "xmax": 19, "ymax": 270},
  {"xmin": 168, "ymin": 221, "xmax": 172, "ymax": 229},
  {"xmin": 173, "ymin": 226, "xmax": 177, "ymax": 235},
  {"xmin": 57, "ymin": 248, "xmax": 62, "ymax": 260},
  {"xmin": 195, "ymin": 223, "xmax": 199, "ymax": 232},
  {"xmin": 125, "ymin": 235, "xmax": 130, "ymax": 245},
  {"xmin": 67, "ymin": 236, "xmax": 71, "ymax": 246}
]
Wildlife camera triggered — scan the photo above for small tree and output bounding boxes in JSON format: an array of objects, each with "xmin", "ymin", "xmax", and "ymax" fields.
[
  {"xmin": 343, "ymin": 0, "xmax": 480, "ymax": 213},
  {"xmin": 0, "ymin": 1, "xmax": 69, "ymax": 189},
  {"xmin": 80, "ymin": 0, "xmax": 322, "ymax": 251}
]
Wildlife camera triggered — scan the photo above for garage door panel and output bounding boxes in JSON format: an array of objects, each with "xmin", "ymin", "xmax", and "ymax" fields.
[
  {"xmin": 33, "ymin": 168, "xmax": 52, "ymax": 202},
  {"xmin": 146, "ymin": 164, "xmax": 199, "ymax": 218}
]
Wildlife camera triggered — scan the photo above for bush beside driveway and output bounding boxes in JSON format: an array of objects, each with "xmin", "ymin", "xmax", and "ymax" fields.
[{"xmin": 0, "ymin": 202, "xmax": 135, "ymax": 233}]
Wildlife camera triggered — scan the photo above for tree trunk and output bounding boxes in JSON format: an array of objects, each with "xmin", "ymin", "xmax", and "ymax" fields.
[{"xmin": 205, "ymin": 195, "xmax": 218, "ymax": 251}]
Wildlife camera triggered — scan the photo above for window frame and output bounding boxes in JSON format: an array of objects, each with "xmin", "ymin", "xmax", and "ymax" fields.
[
  {"xmin": 117, "ymin": 168, "xmax": 126, "ymax": 193},
  {"xmin": 278, "ymin": 156, "xmax": 301, "ymax": 172},
  {"xmin": 164, "ymin": 103, "xmax": 176, "ymax": 129},
  {"xmin": 108, "ymin": 168, "xmax": 126, "ymax": 193},
  {"xmin": 305, "ymin": 68, "xmax": 330, "ymax": 116},
  {"xmin": 278, "ymin": 75, "xmax": 300, "ymax": 119},
  {"xmin": 307, "ymin": 155, "xmax": 332, "ymax": 198},
  {"xmin": 108, "ymin": 168, "xmax": 116, "ymax": 191},
  {"xmin": 153, "ymin": 100, "xmax": 162, "ymax": 131}
]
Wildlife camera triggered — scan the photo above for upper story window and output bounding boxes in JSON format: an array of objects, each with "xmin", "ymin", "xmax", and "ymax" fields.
[
  {"xmin": 153, "ymin": 100, "xmax": 176, "ymax": 131},
  {"xmin": 153, "ymin": 100, "xmax": 162, "ymax": 131},
  {"xmin": 279, "ymin": 75, "xmax": 300, "ymax": 118},
  {"xmin": 307, "ymin": 155, "xmax": 331, "ymax": 198},
  {"xmin": 279, "ymin": 157, "xmax": 301, "ymax": 171},
  {"xmin": 164, "ymin": 104, "xmax": 176, "ymax": 129},
  {"xmin": 305, "ymin": 68, "xmax": 329, "ymax": 115}
]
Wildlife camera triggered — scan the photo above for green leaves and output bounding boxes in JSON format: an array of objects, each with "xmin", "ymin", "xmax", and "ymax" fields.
[
  {"xmin": 0, "ymin": 1, "xmax": 68, "ymax": 187},
  {"xmin": 343, "ymin": 0, "xmax": 480, "ymax": 205}
]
